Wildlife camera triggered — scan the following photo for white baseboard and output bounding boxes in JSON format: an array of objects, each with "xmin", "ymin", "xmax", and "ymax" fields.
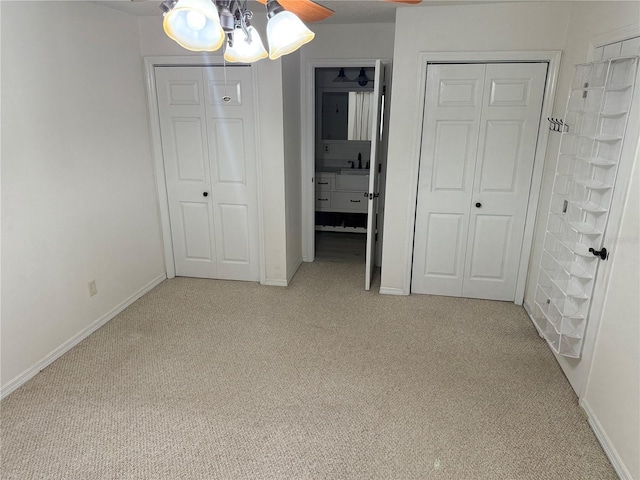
[
  {"xmin": 379, "ymin": 286, "xmax": 408, "ymax": 296},
  {"xmin": 525, "ymin": 302, "xmax": 631, "ymax": 477},
  {"xmin": 0, "ymin": 273, "xmax": 166, "ymax": 400},
  {"xmin": 261, "ymin": 257, "xmax": 303, "ymax": 288},
  {"xmin": 581, "ymin": 399, "xmax": 633, "ymax": 480},
  {"xmin": 262, "ymin": 278, "xmax": 288, "ymax": 287},
  {"xmin": 523, "ymin": 300, "xmax": 545, "ymax": 337}
]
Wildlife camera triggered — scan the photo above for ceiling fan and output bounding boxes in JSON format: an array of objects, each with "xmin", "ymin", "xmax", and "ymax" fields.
[
  {"xmin": 158, "ymin": 0, "xmax": 422, "ymax": 61},
  {"xmin": 253, "ymin": 0, "xmax": 423, "ymax": 23}
]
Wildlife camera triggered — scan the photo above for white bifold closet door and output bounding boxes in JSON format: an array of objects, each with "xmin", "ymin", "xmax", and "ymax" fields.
[
  {"xmin": 155, "ymin": 66, "xmax": 260, "ymax": 281},
  {"xmin": 412, "ymin": 63, "xmax": 547, "ymax": 300}
]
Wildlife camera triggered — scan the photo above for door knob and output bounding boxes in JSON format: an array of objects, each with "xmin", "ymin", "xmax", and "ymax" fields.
[
  {"xmin": 589, "ymin": 247, "xmax": 608, "ymax": 260},
  {"xmin": 203, "ymin": 192, "xmax": 209, "ymax": 197},
  {"xmin": 475, "ymin": 202, "xmax": 482, "ymax": 208}
]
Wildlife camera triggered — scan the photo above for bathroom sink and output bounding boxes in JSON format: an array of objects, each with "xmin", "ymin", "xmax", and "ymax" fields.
[{"xmin": 340, "ymin": 169, "xmax": 369, "ymax": 175}]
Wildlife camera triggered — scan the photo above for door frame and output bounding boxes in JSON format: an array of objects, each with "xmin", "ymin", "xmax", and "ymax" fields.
[
  {"xmin": 143, "ymin": 55, "xmax": 265, "ymax": 282},
  {"xmin": 406, "ymin": 51, "xmax": 562, "ymax": 304},
  {"xmin": 301, "ymin": 58, "xmax": 391, "ymax": 264}
]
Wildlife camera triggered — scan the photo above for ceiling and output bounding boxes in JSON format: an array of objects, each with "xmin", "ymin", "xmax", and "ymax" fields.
[{"xmin": 96, "ymin": 0, "xmax": 488, "ymax": 24}]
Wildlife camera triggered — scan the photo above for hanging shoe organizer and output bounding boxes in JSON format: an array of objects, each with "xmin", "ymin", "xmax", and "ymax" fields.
[{"xmin": 532, "ymin": 55, "xmax": 639, "ymax": 358}]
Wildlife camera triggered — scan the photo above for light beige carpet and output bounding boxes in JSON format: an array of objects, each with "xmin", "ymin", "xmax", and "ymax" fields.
[{"xmin": 1, "ymin": 262, "xmax": 616, "ymax": 479}]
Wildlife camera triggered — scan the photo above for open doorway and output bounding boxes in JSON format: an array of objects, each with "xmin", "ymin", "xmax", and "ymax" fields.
[
  {"xmin": 313, "ymin": 66, "xmax": 374, "ymax": 265},
  {"xmin": 308, "ymin": 62, "xmax": 387, "ymax": 289}
]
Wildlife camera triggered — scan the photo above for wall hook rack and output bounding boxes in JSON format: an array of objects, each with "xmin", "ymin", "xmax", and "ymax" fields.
[{"xmin": 547, "ymin": 117, "xmax": 569, "ymax": 132}]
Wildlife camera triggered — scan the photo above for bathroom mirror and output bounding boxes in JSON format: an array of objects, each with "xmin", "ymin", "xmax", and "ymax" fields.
[{"xmin": 320, "ymin": 91, "xmax": 374, "ymax": 141}]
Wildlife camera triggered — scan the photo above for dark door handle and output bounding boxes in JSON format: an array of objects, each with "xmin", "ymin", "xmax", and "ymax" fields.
[
  {"xmin": 475, "ymin": 202, "xmax": 482, "ymax": 208},
  {"xmin": 203, "ymin": 192, "xmax": 209, "ymax": 197},
  {"xmin": 589, "ymin": 247, "xmax": 608, "ymax": 260}
]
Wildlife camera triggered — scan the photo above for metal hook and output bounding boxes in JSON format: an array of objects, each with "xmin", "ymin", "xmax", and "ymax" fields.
[{"xmin": 548, "ymin": 117, "xmax": 569, "ymax": 133}]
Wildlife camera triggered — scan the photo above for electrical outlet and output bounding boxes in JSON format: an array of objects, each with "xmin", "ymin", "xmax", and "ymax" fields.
[
  {"xmin": 324, "ymin": 144, "xmax": 330, "ymax": 153},
  {"xmin": 88, "ymin": 280, "xmax": 97, "ymax": 297}
]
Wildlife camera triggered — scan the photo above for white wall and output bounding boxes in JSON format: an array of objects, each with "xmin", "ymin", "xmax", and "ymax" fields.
[
  {"xmin": 302, "ymin": 22, "xmax": 395, "ymax": 60},
  {"xmin": 137, "ymin": 14, "xmax": 290, "ymax": 285},
  {"xmin": 254, "ymin": 59, "xmax": 289, "ymax": 285},
  {"xmin": 380, "ymin": 2, "xmax": 571, "ymax": 293},
  {"xmin": 1, "ymin": 2, "xmax": 165, "ymax": 394},
  {"xmin": 282, "ymin": 52, "xmax": 303, "ymax": 281}
]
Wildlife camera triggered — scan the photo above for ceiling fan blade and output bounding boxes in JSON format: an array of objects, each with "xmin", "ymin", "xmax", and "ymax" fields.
[
  {"xmin": 384, "ymin": 0, "xmax": 422, "ymax": 4},
  {"xmin": 256, "ymin": 0, "xmax": 335, "ymax": 23}
]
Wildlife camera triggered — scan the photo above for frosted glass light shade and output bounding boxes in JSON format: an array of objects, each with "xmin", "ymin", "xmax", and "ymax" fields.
[
  {"xmin": 163, "ymin": 0, "xmax": 225, "ymax": 52},
  {"xmin": 224, "ymin": 27, "xmax": 268, "ymax": 63},
  {"xmin": 266, "ymin": 11, "xmax": 314, "ymax": 60}
]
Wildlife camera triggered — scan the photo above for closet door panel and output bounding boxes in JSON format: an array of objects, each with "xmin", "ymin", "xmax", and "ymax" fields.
[
  {"xmin": 467, "ymin": 214, "xmax": 511, "ymax": 280},
  {"xmin": 204, "ymin": 66, "xmax": 260, "ymax": 281},
  {"xmin": 210, "ymin": 119, "xmax": 247, "ymax": 184},
  {"xmin": 156, "ymin": 67, "xmax": 218, "ymax": 278},
  {"xmin": 432, "ymin": 121, "xmax": 475, "ymax": 191},
  {"xmin": 477, "ymin": 120, "xmax": 523, "ymax": 192},
  {"xmin": 462, "ymin": 63, "xmax": 547, "ymax": 300},
  {"xmin": 219, "ymin": 204, "xmax": 251, "ymax": 263},
  {"xmin": 181, "ymin": 202, "xmax": 213, "ymax": 260},
  {"xmin": 172, "ymin": 119, "xmax": 208, "ymax": 181},
  {"xmin": 411, "ymin": 64, "xmax": 485, "ymax": 295},
  {"xmin": 422, "ymin": 213, "xmax": 465, "ymax": 278}
]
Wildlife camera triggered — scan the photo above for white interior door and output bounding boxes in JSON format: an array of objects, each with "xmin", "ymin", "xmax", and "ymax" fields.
[
  {"xmin": 365, "ymin": 60, "xmax": 384, "ymax": 290},
  {"xmin": 463, "ymin": 63, "xmax": 547, "ymax": 299},
  {"xmin": 411, "ymin": 64, "xmax": 485, "ymax": 296},
  {"xmin": 412, "ymin": 62, "xmax": 547, "ymax": 300},
  {"xmin": 155, "ymin": 66, "xmax": 260, "ymax": 281}
]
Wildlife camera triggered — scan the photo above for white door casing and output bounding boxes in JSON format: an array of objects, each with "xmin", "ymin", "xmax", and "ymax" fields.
[
  {"xmin": 155, "ymin": 66, "xmax": 260, "ymax": 281},
  {"xmin": 365, "ymin": 60, "xmax": 384, "ymax": 290},
  {"xmin": 412, "ymin": 63, "xmax": 547, "ymax": 300}
]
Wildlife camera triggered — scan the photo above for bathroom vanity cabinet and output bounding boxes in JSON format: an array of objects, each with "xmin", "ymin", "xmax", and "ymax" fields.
[{"xmin": 315, "ymin": 170, "xmax": 369, "ymax": 231}]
